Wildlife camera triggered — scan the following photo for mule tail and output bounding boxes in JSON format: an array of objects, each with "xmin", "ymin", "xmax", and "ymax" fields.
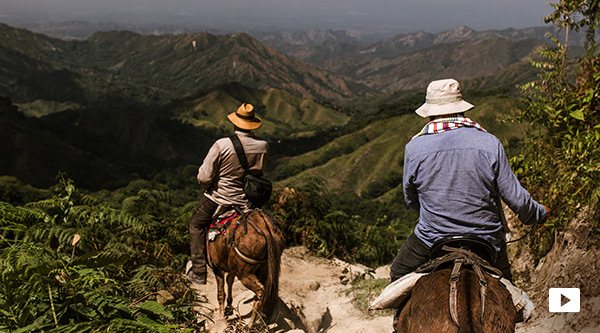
[{"xmin": 258, "ymin": 211, "xmax": 282, "ymax": 318}]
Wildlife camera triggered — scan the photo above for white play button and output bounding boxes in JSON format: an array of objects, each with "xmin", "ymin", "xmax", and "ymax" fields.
[{"xmin": 549, "ymin": 288, "xmax": 580, "ymax": 312}]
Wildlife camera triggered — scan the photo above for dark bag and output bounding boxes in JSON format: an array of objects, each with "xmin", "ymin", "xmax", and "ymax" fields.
[{"xmin": 230, "ymin": 135, "xmax": 272, "ymax": 208}]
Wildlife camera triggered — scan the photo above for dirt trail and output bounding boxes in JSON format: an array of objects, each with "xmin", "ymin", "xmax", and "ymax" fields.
[{"xmin": 193, "ymin": 246, "xmax": 391, "ymax": 332}]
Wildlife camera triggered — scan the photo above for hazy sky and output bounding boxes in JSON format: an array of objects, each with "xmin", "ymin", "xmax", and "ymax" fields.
[{"xmin": 1, "ymin": 0, "xmax": 553, "ymax": 33}]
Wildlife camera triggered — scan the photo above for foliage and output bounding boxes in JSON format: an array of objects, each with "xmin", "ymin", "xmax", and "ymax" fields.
[
  {"xmin": 0, "ymin": 175, "xmax": 205, "ymax": 332},
  {"xmin": 0, "ymin": 176, "xmax": 50, "ymax": 205},
  {"xmin": 340, "ymin": 268, "xmax": 392, "ymax": 316},
  {"xmin": 510, "ymin": 0, "xmax": 600, "ymax": 259},
  {"xmin": 270, "ymin": 137, "xmax": 364, "ymax": 181},
  {"xmin": 269, "ymin": 181, "xmax": 416, "ymax": 267},
  {"xmin": 361, "ymin": 171, "xmax": 403, "ymax": 199}
]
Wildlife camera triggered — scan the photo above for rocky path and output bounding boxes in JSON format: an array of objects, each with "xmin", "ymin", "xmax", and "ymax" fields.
[{"xmin": 192, "ymin": 246, "xmax": 391, "ymax": 332}]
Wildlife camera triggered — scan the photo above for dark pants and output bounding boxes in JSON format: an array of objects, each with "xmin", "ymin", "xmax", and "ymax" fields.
[
  {"xmin": 189, "ymin": 196, "xmax": 218, "ymax": 275},
  {"xmin": 390, "ymin": 232, "xmax": 513, "ymax": 281},
  {"xmin": 389, "ymin": 232, "xmax": 513, "ymax": 332}
]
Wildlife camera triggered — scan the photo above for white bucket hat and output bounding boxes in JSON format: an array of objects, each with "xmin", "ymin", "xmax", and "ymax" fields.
[{"xmin": 415, "ymin": 79, "xmax": 474, "ymax": 118}]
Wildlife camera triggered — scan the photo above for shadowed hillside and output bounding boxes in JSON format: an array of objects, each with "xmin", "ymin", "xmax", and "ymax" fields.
[{"xmin": 0, "ymin": 96, "xmax": 215, "ymax": 189}]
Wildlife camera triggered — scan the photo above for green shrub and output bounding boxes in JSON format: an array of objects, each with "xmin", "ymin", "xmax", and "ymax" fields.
[
  {"xmin": 509, "ymin": 0, "xmax": 600, "ymax": 260},
  {"xmin": 269, "ymin": 181, "xmax": 417, "ymax": 267}
]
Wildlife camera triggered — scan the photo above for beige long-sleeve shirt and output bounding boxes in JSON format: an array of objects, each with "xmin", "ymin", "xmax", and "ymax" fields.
[{"xmin": 197, "ymin": 130, "xmax": 269, "ymax": 206}]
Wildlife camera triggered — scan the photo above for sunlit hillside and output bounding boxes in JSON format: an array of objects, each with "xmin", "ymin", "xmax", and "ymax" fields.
[
  {"xmin": 169, "ymin": 83, "xmax": 350, "ymax": 137},
  {"xmin": 275, "ymin": 94, "xmax": 528, "ymax": 198}
]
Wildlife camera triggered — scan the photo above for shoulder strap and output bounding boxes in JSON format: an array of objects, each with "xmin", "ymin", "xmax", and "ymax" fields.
[
  {"xmin": 229, "ymin": 135, "xmax": 249, "ymax": 171},
  {"xmin": 493, "ymin": 179, "xmax": 511, "ymax": 239}
]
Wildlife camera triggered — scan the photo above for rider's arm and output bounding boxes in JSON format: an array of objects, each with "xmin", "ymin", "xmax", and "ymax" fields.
[
  {"xmin": 197, "ymin": 142, "xmax": 221, "ymax": 189},
  {"xmin": 495, "ymin": 142, "xmax": 547, "ymax": 225},
  {"xmin": 403, "ymin": 152, "xmax": 420, "ymax": 212}
]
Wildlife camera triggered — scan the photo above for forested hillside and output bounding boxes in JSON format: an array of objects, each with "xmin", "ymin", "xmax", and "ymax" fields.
[{"xmin": 168, "ymin": 82, "xmax": 350, "ymax": 137}]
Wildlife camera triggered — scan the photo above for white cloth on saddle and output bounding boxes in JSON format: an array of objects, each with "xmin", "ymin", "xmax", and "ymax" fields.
[
  {"xmin": 368, "ymin": 272, "xmax": 426, "ymax": 310},
  {"xmin": 500, "ymin": 278, "xmax": 535, "ymax": 321},
  {"xmin": 369, "ymin": 272, "xmax": 534, "ymax": 322}
]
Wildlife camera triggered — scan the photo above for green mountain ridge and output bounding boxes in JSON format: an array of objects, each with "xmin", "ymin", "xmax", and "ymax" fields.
[{"xmin": 0, "ymin": 23, "xmax": 369, "ymax": 107}]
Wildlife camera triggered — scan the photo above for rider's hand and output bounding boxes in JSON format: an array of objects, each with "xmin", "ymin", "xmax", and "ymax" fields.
[{"xmin": 542, "ymin": 205, "xmax": 552, "ymax": 223}]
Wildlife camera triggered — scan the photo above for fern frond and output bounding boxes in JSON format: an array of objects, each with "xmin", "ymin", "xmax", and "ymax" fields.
[
  {"xmin": 0, "ymin": 202, "xmax": 48, "ymax": 227},
  {"xmin": 25, "ymin": 198, "xmax": 62, "ymax": 210},
  {"xmin": 128, "ymin": 265, "xmax": 163, "ymax": 295}
]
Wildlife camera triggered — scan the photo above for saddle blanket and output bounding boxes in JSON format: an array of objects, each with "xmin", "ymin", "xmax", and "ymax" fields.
[
  {"xmin": 208, "ymin": 210, "xmax": 239, "ymax": 242},
  {"xmin": 207, "ymin": 206, "xmax": 254, "ymax": 242},
  {"xmin": 369, "ymin": 272, "xmax": 534, "ymax": 321}
]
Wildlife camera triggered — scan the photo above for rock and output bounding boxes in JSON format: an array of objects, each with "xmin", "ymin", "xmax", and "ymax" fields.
[
  {"xmin": 375, "ymin": 265, "xmax": 391, "ymax": 279},
  {"xmin": 156, "ymin": 290, "xmax": 175, "ymax": 305},
  {"xmin": 308, "ymin": 281, "xmax": 321, "ymax": 291}
]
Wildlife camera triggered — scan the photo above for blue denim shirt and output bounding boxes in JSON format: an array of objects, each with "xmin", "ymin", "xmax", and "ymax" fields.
[{"xmin": 403, "ymin": 127, "xmax": 547, "ymax": 251}]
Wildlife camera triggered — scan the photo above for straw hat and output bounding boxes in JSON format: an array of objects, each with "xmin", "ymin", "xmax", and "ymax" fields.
[
  {"xmin": 227, "ymin": 103, "xmax": 262, "ymax": 130},
  {"xmin": 415, "ymin": 79, "xmax": 474, "ymax": 118}
]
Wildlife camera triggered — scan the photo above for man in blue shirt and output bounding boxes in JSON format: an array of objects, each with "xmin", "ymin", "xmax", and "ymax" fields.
[{"xmin": 390, "ymin": 78, "xmax": 550, "ymax": 283}]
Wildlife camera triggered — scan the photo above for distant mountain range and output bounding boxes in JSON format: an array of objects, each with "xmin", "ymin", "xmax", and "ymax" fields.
[
  {"xmin": 0, "ymin": 22, "xmax": 549, "ymax": 193},
  {"xmin": 258, "ymin": 25, "xmax": 585, "ymax": 92},
  {"xmin": 19, "ymin": 21, "xmax": 392, "ymax": 43},
  {"xmin": 0, "ymin": 23, "xmax": 367, "ymax": 105},
  {"xmin": 1, "ymin": 21, "xmax": 558, "ymax": 108},
  {"xmin": 258, "ymin": 25, "xmax": 575, "ymax": 61},
  {"xmin": 19, "ymin": 20, "xmax": 223, "ymax": 41}
]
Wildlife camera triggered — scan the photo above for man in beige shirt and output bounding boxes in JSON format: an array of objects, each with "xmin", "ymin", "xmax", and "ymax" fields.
[{"xmin": 187, "ymin": 103, "xmax": 269, "ymax": 284}]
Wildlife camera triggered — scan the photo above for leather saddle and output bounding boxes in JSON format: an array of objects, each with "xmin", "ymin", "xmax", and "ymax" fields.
[
  {"xmin": 430, "ymin": 234, "xmax": 497, "ymax": 265},
  {"xmin": 416, "ymin": 235, "xmax": 502, "ymax": 329}
]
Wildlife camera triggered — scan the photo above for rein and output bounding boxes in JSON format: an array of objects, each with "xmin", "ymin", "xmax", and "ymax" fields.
[{"xmin": 506, "ymin": 224, "xmax": 536, "ymax": 244}]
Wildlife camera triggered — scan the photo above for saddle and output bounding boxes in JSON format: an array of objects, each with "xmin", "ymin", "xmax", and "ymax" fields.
[
  {"xmin": 207, "ymin": 205, "xmax": 270, "ymax": 266},
  {"xmin": 208, "ymin": 209, "xmax": 240, "ymax": 242},
  {"xmin": 416, "ymin": 235, "xmax": 502, "ymax": 329}
]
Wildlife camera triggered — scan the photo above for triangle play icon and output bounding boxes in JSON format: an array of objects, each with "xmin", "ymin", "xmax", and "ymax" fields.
[{"xmin": 550, "ymin": 288, "xmax": 580, "ymax": 312}]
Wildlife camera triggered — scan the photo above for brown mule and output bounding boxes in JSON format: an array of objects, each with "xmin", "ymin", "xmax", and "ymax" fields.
[
  {"xmin": 396, "ymin": 267, "xmax": 516, "ymax": 332},
  {"xmin": 207, "ymin": 209, "xmax": 285, "ymax": 323}
]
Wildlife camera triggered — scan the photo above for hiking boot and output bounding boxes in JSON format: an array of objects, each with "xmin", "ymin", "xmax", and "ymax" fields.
[
  {"xmin": 185, "ymin": 260, "xmax": 207, "ymax": 285},
  {"xmin": 186, "ymin": 270, "xmax": 207, "ymax": 285}
]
